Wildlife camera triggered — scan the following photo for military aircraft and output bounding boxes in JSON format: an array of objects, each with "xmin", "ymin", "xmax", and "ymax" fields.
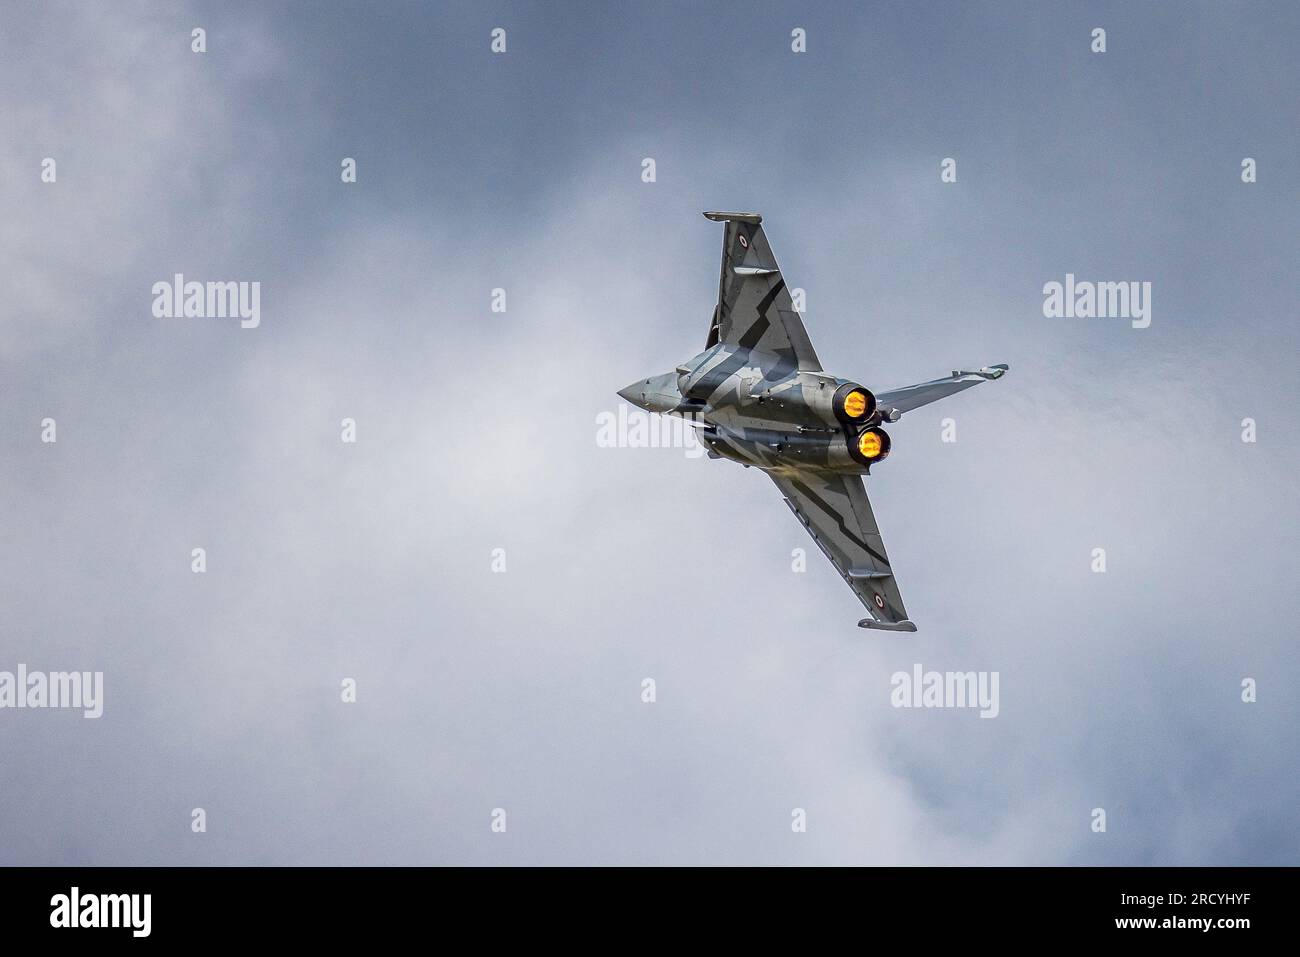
[{"xmin": 618, "ymin": 212, "xmax": 1009, "ymax": 632}]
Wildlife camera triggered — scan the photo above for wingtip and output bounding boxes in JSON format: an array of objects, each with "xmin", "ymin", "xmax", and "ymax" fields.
[
  {"xmin": 953, "ymin": 364, "xmax": 1009, "ymax": 381},
  {"xmin": 703, "ymin": 211, "xmax": 762, "ymax": 224},
  {"xmin": 858, "ymin": 618, "xmax": 918, "ymax": 633}
]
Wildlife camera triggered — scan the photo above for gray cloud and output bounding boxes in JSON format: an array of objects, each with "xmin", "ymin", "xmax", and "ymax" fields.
[{"xmin": 1, "ymin": 0, "xmax": 1296, "ymax": 865}]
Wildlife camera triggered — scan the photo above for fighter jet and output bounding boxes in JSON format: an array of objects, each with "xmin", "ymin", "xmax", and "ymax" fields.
[{"xmin": 618, "ymin": 212, "xmax": 1009, "ymax": 632}]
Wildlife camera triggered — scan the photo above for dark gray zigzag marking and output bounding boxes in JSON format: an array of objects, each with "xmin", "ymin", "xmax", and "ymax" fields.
[
  {"xmin": 739, "ymin": 279, "xmax": 784, "ymax": 348},
  {"xmin": 688, "ymin": 278, "xmax": 789, "ymax": 401},
  {"xmin": 788, "ymin": 477, "xmax": 890, "ymax": 568}
]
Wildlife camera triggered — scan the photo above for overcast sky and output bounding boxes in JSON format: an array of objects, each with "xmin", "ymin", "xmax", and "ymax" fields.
[{"xmin": 1, "ymin": 0, "xmax": 1296, "ymax": 865}]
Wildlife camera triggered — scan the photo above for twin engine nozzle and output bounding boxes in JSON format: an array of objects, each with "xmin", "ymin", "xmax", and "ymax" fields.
[{"xmin": 833, "ymin": 383, "xmax": 892, "ymax": 465}]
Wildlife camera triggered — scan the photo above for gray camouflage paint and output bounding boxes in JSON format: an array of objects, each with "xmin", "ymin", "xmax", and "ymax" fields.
[{"xmin": 619, "ymin": 213, "xmax": 1010, "ymax": 631}]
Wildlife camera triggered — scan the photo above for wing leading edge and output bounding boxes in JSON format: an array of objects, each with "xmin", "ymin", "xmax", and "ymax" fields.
[{"xmin": 769, "ymin": 470, "xmax": 916, "ymax": 632}]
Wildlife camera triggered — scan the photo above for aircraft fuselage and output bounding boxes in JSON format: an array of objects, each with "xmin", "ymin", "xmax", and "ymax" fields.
[{"xmin": 619, "ymin": 342, "xmax": 895, "ymax": 475}]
